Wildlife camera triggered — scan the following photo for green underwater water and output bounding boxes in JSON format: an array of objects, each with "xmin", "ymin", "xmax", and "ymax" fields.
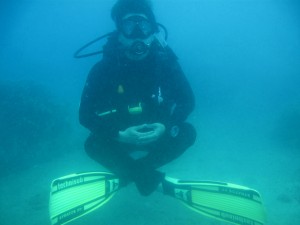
[{"xmin": 0, "ymin": 0, "xmax": 300, "ymax": 224}]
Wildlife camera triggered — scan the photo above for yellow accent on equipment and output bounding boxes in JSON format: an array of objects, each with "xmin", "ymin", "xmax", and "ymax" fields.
[
  {"xmin": 128, "ymin": 102, "xmax": 142, "ymax": 114},
  {"xmin": 117, "ymin": 85, "xmax": 124, "ymax": 94}
]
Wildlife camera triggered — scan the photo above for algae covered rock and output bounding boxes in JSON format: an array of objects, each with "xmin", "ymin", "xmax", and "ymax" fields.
[{"xmin": 0, "ymin": 80, "xmax": 72, "ymax": 176}]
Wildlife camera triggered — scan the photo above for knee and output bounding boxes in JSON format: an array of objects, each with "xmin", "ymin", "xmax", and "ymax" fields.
[{"xmin": 84, "ymin": 135, "xmax": 96, "ymax": 158}]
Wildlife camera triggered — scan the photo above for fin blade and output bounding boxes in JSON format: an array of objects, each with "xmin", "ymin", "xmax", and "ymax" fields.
[
  {"xmin": 49, "ymin": 172, "xmax": 120, "ymax": 225},
  {"xmin": 165, "ymin": 178, "xmax": 266, "ymax": 225}
]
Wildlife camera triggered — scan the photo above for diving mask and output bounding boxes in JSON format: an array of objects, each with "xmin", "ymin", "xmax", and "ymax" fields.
[{"xmin": 120, "ymin": 14, "xmax": 154, "ymax": 39}]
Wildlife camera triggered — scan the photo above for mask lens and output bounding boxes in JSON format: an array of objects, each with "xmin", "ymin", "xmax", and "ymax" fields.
[
  {"xmin": 121, "ymin": 19, "xmax": 136, "ymax": 37},
  {"xmin": 138, "ymin": 20, "xmax": 153, "ymax": 37},
  {"xmin": 121, "ymin": 16, "xmax": 153, "ymax": 38}
]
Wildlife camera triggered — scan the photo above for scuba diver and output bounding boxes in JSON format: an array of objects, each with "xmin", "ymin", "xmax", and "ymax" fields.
[
  {"xmin": 79, "ymin": 0, "xmax": 196, "ymax": 196},
  {"xmin": 49, "ymin": 2, "xmax": 266, "ymax": 224}
]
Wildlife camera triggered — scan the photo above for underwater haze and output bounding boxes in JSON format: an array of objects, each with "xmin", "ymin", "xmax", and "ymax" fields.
[{"xmin": 0, "ymin": 0, "xmax": 300, "ymax": 225}]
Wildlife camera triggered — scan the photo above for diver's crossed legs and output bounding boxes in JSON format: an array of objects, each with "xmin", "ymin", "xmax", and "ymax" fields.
[{"xmin": 84, "ymin": 122, "xmax": 196, "ymax": 195}]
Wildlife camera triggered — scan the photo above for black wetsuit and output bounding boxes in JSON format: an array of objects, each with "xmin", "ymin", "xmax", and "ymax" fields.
[{"xmin": 79, "ymin": 34, "xmax": 196, "ymax": 195}]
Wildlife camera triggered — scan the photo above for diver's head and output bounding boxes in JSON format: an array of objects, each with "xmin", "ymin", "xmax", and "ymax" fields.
[{"xmin": 111, "ymin": 0, "xmax": 158, "ymax": 60}]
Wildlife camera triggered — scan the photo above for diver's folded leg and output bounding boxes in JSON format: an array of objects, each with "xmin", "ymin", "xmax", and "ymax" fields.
[
  {"xmin": 84, "ymin": 134, "xmax": 138, "ymax": 187},
  {"xmin": 133, "ymin": 163, "xmax": 165, "ymax": 196},
  {"xmin": 131, "ymin": 123, "xmax": 196, "ymax": 195},
  {"xmin": 85, "ymin": 134, "xmax": 169, "ymax": 196},
  {"xmin": 138, "ymin": 122, "xmax": 196, "ymax": 169}
]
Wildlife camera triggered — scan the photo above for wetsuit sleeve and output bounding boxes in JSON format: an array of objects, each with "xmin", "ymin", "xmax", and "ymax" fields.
[
  {"xmin": 164, "ymin": 58, "xmax": 195, "ymax": 128},
  {"xmin": 79, "ymin": 62, "xmax": 119, "ymax": 138}
]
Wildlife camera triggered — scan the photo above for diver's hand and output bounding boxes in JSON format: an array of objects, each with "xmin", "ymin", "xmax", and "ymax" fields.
[
  {"xmin": 118, "ymin": 123, "xmax": 165, "ymax": 146},
  {"xmin": 137, "ymin": 123, "xmax": 165, "ymax": 145},
  {"xmin": 118, "ymin": 124, "xmax": 150, "ymax": 145}
]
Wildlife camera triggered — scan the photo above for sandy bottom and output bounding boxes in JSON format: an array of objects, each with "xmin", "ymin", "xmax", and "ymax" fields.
[{"xmin": 0, "ymin": 118, "xmax": 299, "ymax": 225}]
